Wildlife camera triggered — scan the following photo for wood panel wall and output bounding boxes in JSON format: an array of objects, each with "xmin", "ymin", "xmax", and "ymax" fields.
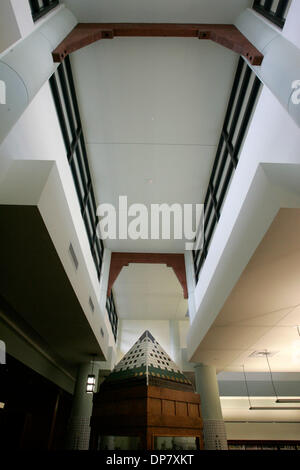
[{"xmin": 90, "ymin": 384, "xmax": 204, "ymax": 450}]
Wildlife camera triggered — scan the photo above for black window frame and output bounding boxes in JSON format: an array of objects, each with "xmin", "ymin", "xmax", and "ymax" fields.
[
  {"xmin": 49, "ymin": 56, "xmax": 118, "ymax": 342},
  {"xmin": 29, "ymin": 0, "xmax": 60, "ymax": 22},
  {"xmin": 193, "ymin": 57, "xmax": 262, "ymax": 283},
  {"xmin": 252, "ymin": 0, "xmax": 290, "ymax": 29},
  {"xmin": 106, "ymin": 294, "xmax": 118, "ymax": 342}
]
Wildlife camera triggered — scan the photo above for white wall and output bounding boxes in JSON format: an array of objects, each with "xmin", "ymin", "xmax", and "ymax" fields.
[
  {"xmin": 179, "ymin": 320, "xmax": 189, "ymax": 349},
  {"xmin": 0, "ymin": 80, "xmax": 115, "ymax": 358},
  {"xmin": 0, "ymin": 0, "xmax": 22, "ymax": 53},
  {"xmin": 187, "ymin": 2, "xmax": 300, "ymax": 363},
  {"xmin": 193, "ymin": 84, "xmax": 300, "ymax": 323},
  {"xmin": 10, "ymin": 0, "xmax": 34, "ymax": 39},
  {"xmin": 282, "ymin": 0, "xmax": 300, "ymax": 48}
]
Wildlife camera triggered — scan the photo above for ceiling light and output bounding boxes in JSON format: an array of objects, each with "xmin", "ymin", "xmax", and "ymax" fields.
[
  {"xmin": 276, "ymin": 399, "xmax": 300, "ymax": 403},
  {"xmin": 249, "ymin": 350, "xmax": 278, "ymax": 358},
  {"xmin": 246, "ymin": 351, "xmax": 300, "ymax": 409},
  {"xmin": 241, "ymin": 367, "xmax": 300, "ymax": 410},
  {"xmin": 0, "ymin": 403, "xmax": 5, "ymax": 409},
  {"xmin": 86, "ymin": 374, "xmax": 96, "ymax": 394},
  {"xmin": 249, "ymin": 406, "xmax": 300, "ymax": 411}
]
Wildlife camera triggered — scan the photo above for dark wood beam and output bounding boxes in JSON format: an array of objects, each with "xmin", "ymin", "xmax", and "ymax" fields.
[
  {"xmin": 107, "ymin": 252, "xmax": 188, "ymax": 299},
  {"xmin": 52, "ymin": 25, "xmax": 113, "ymax": 62},
  {"xmin": 198, "ymin": 26, "xmax": 262, "ymax": 65},
  {"xmin": 52, "ymin": 23, "xmax": 263, "ymax": 65}
]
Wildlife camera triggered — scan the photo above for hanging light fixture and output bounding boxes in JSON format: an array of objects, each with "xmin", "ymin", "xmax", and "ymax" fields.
[
  {"xmin": 246, "ymin": 351, "xmax": 300, "ymax": 410},
  {"xmin": 242, "ymin": 364, "xmax": 252, "ymax": 409},
  {"xmin": 86, "ymin": 355, "xmax": 96, "ymax": 394}
]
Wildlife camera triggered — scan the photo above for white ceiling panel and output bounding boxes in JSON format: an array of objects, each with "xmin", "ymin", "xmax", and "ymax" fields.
[
  {"xmin": 193, "ymin": 209, "xmax": 300, "ymax": 373},
  {"xmin": 217, "ymin": 307, "xmax": 294, "ymax": 328},
  {"xmin": 198, "ymin": 326, "xmax": 271, "ymax": 352},
  {"xmin": 113, "ymin": 263, "xmax": 187, "ymax": 319},
  {"xmin": 71, "ymin": 37, "xmax": 239, "ymax": 251},
  {"xmin": 72, "ymin": 39, "xmax": 237, "ymax": 146},
  {"xmin": 277, "ymin": 304, "xmax": 300, "ymax": 327},
  {"xmin": 64, "ymin": 0, "xmax": 252, "ymax": 23}
]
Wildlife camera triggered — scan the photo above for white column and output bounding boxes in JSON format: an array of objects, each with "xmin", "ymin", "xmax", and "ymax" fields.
[
  {"xmin": 0, "ymin": 5, "xmax": 77, "ymax": 144},
  {"xmin": 235, "ymin": 8, "xmax": 300, "ymax": 127},
  {"xmin": 67, "ymin": 362, "xmax": 100, "ymax": 450},
  {"xmin": 99, "ymin": 248, "xmax": 111, "ymax": 311},
  {"xmin": 10, "ymin": 0, "xmax": 35, "ymax": 38},
  {"xmin": 184, "ymin": 251, "xmax": 197, "ymax": 323},
  {"xmin": 194, "ymin": 364, "xmax": 228, "ymax": 450},
  {"xmin": 169, "ymin": 319, "xmax": 182, "ymax": 369}
]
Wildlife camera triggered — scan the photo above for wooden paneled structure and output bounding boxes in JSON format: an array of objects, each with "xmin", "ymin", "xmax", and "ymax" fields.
[
  {"xmin": 89, "ymin": 331, "xmax": 203, "ymax": 450},
  {"xmin": 90, "ymin": 385, "xmax": 203, "ymax": 450}
]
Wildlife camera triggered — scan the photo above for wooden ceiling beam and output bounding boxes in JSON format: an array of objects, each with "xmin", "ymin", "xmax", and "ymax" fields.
[
  {"xmin": 52, "ymin": 23, "xmax": 263, "ymax": 65},
  {"xmin": 107, "ymin": 252, "xmax": 188, "ymax": 299}
]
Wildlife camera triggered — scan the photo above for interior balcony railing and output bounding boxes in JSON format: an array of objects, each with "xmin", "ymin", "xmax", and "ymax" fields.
[
  {"xmin": 29, "ymin": 0, "xmax": 60, "ymax": 22},
  {"xmin": 193, "ymin": 57, "xmax": 262, "ymax": 283},
  {"xmin": 49, "ymin": 56, "xmax": 118, "ymax": 342},
  {"xmin": 252, "ymin": 0, "xmax": 290, "ymax": 29}
]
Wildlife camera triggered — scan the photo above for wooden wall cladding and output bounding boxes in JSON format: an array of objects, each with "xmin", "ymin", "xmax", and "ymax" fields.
[
  {"xmin": 90, "ymin": 385, "xmax": 204, "ymax": 450},
  {"xmin": 149, "ymin": 398, "xmax": 162, "ymax": 415}
]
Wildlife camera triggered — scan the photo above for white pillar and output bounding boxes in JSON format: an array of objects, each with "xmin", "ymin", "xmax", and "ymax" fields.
[
  {"xmin": 67, "ymin": 362, "xmax": 100, "ymax": 450},
  {"xmin": 184, "ymin": 251, "xmax": 197, "ymax": 323},
  {"xmin": 169, "ymin": 319, "xmax": 182, "ymax": 369},
  {"xmin": 194, "ymin": 364, "xmax": 227, "ymax": 450},
  {"xmin": 235, "ymin": 8, "xmax": 300, "ymax": 127},
  {"xmin": 99, "ymin": 248, "xmax": 111, "ymax": 311},
  {"xmin": 0, "ymin": 5, "xmax": 77, "ymax": 144},
  {"xmin": 10, "ymin": 0, "xmax": 35, "ymax": 38}
]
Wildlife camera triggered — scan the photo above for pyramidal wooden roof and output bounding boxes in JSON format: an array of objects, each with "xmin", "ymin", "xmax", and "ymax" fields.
[{"xmin": 103, "ymin": 330, "xmax": 192, "ymax": 391}]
